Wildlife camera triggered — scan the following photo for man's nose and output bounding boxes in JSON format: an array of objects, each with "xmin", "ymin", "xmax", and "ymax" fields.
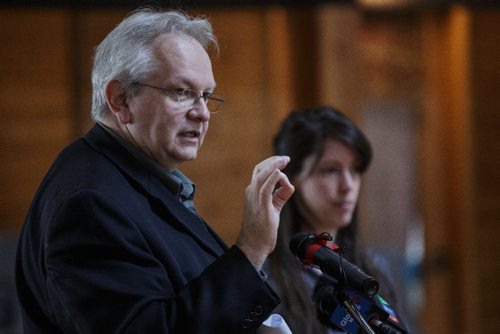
[{"xmin": 188, "ymin": 99, "xmax": 211, "ymax": 121}]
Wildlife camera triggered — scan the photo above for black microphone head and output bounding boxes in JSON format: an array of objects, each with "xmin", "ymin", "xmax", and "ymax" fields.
[
  {"xmin": 289, "ymin": 232, "xmax": 314, "ymax": 259},
  {"xmin": 289, "ymin": 232, "xmax": 380, "ymax": 298}
]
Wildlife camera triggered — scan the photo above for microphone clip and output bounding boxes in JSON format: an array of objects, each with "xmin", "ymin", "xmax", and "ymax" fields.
[
  {"xmin": 299, "ymin": 232, "xmax": 343, "ymax": 272},
  {"xmin": 306, "ymin": 232, "xmax": 341, "ymax": 252}
]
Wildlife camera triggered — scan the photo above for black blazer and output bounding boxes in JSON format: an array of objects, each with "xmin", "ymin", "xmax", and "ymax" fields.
[{"xmin": 16, "ymin": 124, "xmax": 280, "ymax": 333}]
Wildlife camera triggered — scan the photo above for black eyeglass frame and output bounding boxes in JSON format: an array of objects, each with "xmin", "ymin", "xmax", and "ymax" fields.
[{"xmin": 132, "ymin": 81, "xmax": 224, "ymax": 113}]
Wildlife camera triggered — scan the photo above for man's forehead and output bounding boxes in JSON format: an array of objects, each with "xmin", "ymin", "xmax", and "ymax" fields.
[{"xmin": 153, "ymin": 32, "xmax": 203, "ymax": 51}]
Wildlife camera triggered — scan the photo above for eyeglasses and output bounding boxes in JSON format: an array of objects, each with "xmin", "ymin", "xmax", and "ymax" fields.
[{"xmin": 133, "ymin": 82, "xmax": 224, "ymax": 113}]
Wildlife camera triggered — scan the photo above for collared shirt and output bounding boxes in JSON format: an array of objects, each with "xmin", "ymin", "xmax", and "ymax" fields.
[{"xmin": 97, "ymin": 123, "xmax": 198, "ymax": 215}]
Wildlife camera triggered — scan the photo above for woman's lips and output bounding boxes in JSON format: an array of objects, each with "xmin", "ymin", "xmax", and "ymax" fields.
[{"xmin": 334, "ymin": 200, "xmax": 354, "ymax": 210}]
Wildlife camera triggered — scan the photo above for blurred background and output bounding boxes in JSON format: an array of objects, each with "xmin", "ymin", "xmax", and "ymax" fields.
[{"xmin": 1, "ymin": 0, "xmax": 499, "ymax": 333}]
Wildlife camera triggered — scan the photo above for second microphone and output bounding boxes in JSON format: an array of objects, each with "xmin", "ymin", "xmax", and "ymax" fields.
[{"xmin": 289, "ymin": 232, "xmax": 379, "ymax": 298}]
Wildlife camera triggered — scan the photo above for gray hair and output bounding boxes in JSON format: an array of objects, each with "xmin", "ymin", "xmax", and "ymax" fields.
[{"xmin": 91, "ymin": 8, "xmax": 218, "ymax": 121}]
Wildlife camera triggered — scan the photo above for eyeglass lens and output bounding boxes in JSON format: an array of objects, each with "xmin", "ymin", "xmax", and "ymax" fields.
[{"xmin": 178, "ymin": 90, "xmax": 223, "ymax": 113}]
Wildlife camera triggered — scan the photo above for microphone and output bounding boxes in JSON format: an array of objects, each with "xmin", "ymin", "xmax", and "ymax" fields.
[
  {"xmin": 313, "ymin": 283, "xmax": 407, "ymax": 334},
  {"xmin": 289, "ymin": 232, "xmax": 379, "ymax": 297}
]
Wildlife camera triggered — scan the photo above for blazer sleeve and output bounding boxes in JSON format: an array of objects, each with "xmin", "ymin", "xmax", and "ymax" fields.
[{"xmin": 44, "ymin": 188, "xmax": 280, "ymax": 333}]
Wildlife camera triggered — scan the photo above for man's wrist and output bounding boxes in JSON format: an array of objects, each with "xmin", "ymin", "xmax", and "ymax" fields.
[{"xmin": 234, "ymin": 242, "xmax": 267, "ymax": 271}]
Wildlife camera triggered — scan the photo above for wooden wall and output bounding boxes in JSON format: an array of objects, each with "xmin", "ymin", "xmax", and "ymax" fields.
[
  {"xmin": 0, "ymin": 5, "xmax": 361, "ymax": 242},
  {"xmin": 421, "ymin": 6, "xmax": 500, "ymax": 334},
  {"xmin": 0, "ymin": 9, "xmax": 74, "ymax": 232},
  {"xmin": 421, "ymin": 7, "xmax": 475, "ymax": 333},
  {"xmin": 470, "ymin": 8, "xmax": 500, "ymax": 334},
  {"xmin": 1, "ymin": 3, "xmax": 500, "ymax": 334}
]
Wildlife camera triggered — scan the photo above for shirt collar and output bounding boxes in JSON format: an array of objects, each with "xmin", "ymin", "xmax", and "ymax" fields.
[{"xmin": 96, "ymin": 122, "xmax": 195, "ymax": 201}]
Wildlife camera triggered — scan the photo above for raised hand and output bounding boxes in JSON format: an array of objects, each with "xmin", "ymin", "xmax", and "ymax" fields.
[{"xmin": 236, "ymin": 155, "xmax": 295, "ymax": 270}]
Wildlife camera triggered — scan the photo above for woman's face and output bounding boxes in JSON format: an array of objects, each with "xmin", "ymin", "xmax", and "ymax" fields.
[{"xmin": 294, "ymin": 138, "xmax": 362, "ymax": 232}]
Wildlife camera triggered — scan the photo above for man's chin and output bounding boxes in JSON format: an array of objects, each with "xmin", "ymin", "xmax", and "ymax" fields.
[{"xmin": 176, "ymin": 151, "xmax": 198, "ymax": 163}]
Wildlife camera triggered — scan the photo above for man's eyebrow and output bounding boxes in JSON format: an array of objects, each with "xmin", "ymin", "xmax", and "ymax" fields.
[{"xmin": 171, "ymin": 76, "xmax": 217, "ymax": 91}]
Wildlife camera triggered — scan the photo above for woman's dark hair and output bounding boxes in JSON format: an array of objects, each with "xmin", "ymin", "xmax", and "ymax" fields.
[
  {"xmin": 274, "ymin": 105, "xmax": 372, "ymax": 178},
  {"xmin": 268, "ymin": 106, "xmax": 373, "ymax": 334}
]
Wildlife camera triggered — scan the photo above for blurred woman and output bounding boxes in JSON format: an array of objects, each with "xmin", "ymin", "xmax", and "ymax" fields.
[{"xmin": 267, "ymin": 106, "xmax": 403, "ymax": 334}]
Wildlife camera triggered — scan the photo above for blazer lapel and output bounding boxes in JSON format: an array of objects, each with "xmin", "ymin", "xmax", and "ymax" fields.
[
  {"xmin": 84, "ymin": 124, "xmax": 227, "ymax": 258},
  {"xmin": 146, "ymin": 175, "xmax": 227, "ymax": 257}
]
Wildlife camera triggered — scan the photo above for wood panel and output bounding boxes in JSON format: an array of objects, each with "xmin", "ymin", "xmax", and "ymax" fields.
[
  {"xmin": 183, "ymin": 7, "xmax": 279, "ymax": 243},
  {"xmin": 70, "ymin": 8, "xmax": 131, "ymax": 135},
  {"xmin": 420, "ymin": 7, "xmax": 500, "ymax": 334},
  {"xmin": 421, "ymin": 9, "xmax": 464, "ymax": 334},
  {"xmin": 0, "ymin": 8, "xmax": 73, "ymax": 232},
  {"xmin": 315, "ymin": 4, "xmax": 362, "ymax": 121},
  {"xmin": 470, "ymin": 9, "xmax": 500, "ymax": 334},
  {"xmin": 419, "ymin": 6, "xmax": 499, "ymax": 334}
]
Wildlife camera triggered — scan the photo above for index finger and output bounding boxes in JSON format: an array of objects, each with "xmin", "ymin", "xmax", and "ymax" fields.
[{"xmin": 251, "ymin": 155, "xmax": 290, "ymax": 184}]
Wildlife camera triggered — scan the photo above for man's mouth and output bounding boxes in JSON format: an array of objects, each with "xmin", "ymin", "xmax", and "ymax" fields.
[{"xmin": 181, "ymin": 130, "xmax": 200, "ymax": 138}]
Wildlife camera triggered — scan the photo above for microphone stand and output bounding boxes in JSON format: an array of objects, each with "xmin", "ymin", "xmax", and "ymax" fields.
[
  {"xmin": 297, "ymin": 233, "xmax": 406, "ymax": 334},
  {"xmin": 314, "ymin": 279, "xmax": 405, "ymax": 334},
  {"xmin": 303, "ymin": 233, "xmax": 379, "ymax": 333},
  {"xmin": 331, "ymin": 285, "xmax": 375, "ymax": 334}
]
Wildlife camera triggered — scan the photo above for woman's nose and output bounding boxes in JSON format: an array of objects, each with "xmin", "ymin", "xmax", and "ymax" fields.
[{"xmin": 339, "ymin": 170, "xmax": 354, "ymax": 192}]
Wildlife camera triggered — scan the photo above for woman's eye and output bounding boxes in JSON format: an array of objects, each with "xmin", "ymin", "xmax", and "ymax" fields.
[{"xmin": 319, "ymin": 167, "xmax": 339, "ymax": 174}]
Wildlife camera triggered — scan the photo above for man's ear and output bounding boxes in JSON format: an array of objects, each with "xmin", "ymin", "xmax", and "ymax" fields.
[{"xmin": 105, "ymin": 80, "xmax": 131, "ymax": 124}]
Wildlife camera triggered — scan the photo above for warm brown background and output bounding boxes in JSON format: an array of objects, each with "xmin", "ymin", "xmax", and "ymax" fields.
[{"xmin": 1, "ymin": 2, "xmax": 499, "ymax": 333}]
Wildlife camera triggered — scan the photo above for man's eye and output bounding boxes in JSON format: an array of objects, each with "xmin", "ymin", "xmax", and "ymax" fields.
[
  {"xmin": 176, "ymin": 88, "xmax": 190, "ymax": 97},
  {"xmin": 201, "ymin": 92, "xmax": 211, "ymax": 102}
]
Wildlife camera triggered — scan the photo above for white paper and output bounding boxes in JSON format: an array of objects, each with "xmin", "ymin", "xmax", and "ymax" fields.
[{"xmin": 256, "ymin": 314, "xmax": 293, "ymax": 334}]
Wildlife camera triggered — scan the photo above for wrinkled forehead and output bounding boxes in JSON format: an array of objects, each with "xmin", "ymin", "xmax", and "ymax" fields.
[{"xmin": 148, "ymin": 32, "xmax": 215, "ymax": 88}]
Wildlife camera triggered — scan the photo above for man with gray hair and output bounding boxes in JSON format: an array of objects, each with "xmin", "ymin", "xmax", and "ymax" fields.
[{"xmin": 16, "ymin": 8, "xmax": 294, "ymax": 333}]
